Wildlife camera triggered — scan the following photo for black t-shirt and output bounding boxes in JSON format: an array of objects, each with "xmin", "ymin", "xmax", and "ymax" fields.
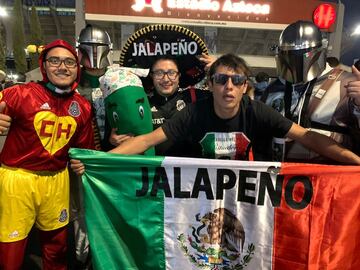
[
  {"xmin": 162, "ymin": 95, "xmax": 293, "ymax": 161},
  {"xmin": 149, "ymin": 88, "xmax": 210, "ymax": 156}
]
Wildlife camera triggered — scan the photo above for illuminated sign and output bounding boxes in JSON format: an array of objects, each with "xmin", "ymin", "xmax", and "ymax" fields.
[
  {"xmin": 313, "ymin": 4, "xmax": 336, "ymax": 29},
  {"xmin": 132, "ymin": 0, "xmax": 270, "ymax": 15},
  {"xmin": 85, "ymin": 0, "xmax": 337, "ymax": 30},
  {"xmin": 132, "ymin": 41, "xmax": 198, "ymax": 56},
  {"xmin": 132, "ymin": 0, "xmax": 163, "ymax": 13}
]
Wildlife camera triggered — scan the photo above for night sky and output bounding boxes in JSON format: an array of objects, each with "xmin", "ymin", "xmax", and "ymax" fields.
[
  {"xmin": 341, "ymin": 0, "xmax": 360, "ymax": 65},
  {"xmin": 325, "ymin": 0, "xmax": 360, "ymax": 65}
]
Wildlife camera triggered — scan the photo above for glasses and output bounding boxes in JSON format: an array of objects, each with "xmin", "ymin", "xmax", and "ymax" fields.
[
  {"xmin": 212, "ymin": 73, "xmax": 247, "ymax": 86},
  {"xmin": 46, "ymin": 57, "xmax": 77, "ymax": 68},
  {"xmin": 152, "ymin": 70, "xmax": 179, "ymax": 80}
]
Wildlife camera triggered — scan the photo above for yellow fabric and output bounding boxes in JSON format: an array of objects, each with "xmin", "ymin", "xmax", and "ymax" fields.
[
  {"xmin": 33, "ymin": 111, "xmax": 77, "ymax": 155},
  {"xmin": 0, "ymin": 165, "xmax": 69, "ymax": 242}
]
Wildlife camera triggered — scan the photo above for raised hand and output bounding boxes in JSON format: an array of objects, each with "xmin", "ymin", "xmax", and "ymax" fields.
[
  {"xmin": 0, "ymin": 101, "xmax": 11, "ymax": 135},
  {"xmin": 345, "ymin": 66, "xmax": 360, "ymax": 106},
  {"xmin": 198, "ymin": 53, "xmax": 217, "ymax": 72}
]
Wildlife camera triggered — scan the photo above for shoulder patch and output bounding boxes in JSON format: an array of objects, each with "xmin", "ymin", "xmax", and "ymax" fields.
[
  {"xmin": 176, "ymin": 99, "xmax": 186, "ymax": 111},
  {"xmin": 68, "ymin": 101, "xmax": 81, "ymax": 117}
]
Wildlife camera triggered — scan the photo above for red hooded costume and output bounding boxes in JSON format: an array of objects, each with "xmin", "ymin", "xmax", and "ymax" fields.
[{"xmin": 39, "ymin": 39, "xmax": 82, "ymax": 90}]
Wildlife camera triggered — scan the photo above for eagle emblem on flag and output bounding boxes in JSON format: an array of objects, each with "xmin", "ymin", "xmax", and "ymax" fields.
[{"xmin": 178, "ymin": 208, "xmax": 255, "ymax": 269}]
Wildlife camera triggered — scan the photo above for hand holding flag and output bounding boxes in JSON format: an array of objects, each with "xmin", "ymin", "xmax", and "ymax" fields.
[{"xmin": 70, "ymin": 159, "xmax": 85, "ymax": 176}]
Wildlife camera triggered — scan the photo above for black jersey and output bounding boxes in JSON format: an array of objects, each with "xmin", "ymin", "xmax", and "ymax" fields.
[
  {"xmin": 148, "ymin": 87, "xmax": 210, "ymax": 156},
  {"xmin": 162, "ymin": 95, "xmax": 293, "ymax": 161}
]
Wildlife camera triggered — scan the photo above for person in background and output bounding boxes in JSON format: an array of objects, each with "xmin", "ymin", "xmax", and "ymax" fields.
[
  {"xmin": 0, "ymin": 39, "xmax": 95, "ymax": 270},
  {"xmin": 71, "ymin": 24, "xmax": 113, "ymax": 269},
  {"xmin": 110, "ymin": 55, "xmax": 211, "ymax": 157},
  {"xmin": 77, "ymin": 24, "xmax": 113, "ymax": 150},
  {"xmin": 261, "ymin": 20, "xmax": 360, "ymax": 163},
  {"xmin": 71, "ymin": 53, "xmax": 360, "ymax": 177},
  {"xmin": 254, "ymin": 71, "xmax": 270, "ymax": 100}
]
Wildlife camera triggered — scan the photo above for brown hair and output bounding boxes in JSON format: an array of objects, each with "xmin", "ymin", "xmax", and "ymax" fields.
[{"xmin": 208, "ymin": 53, "xmax": 254, "ymax": 98}]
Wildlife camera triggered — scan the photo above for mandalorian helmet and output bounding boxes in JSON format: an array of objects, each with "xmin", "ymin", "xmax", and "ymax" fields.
[
  {"xmin": 275, "ymin": 20, "xmax": 327, "ymax": 84},
  {"xmin": 77, "ymin": 25, "xmax": 113, "ymax": 69}
]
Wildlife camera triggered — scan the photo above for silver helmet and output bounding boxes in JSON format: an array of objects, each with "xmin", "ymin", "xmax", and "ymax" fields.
[
  {"xmin": 275, "ymin": 21, "xmax": 327, "ymax": 84},
  {"xmin": 77, "ymin": 25, "xmax": 113, "ymax": 69}
]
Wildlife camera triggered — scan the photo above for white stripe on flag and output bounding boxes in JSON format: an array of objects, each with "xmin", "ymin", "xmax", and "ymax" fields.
[{"xmin": 162, "ymin": 157, "xmax": 281, "ymax": 269}]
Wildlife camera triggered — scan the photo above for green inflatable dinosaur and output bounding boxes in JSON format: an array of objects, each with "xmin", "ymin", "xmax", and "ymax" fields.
[{"xmin": 99, "ymin": 66, "xmax": 155, "ymax": 156}]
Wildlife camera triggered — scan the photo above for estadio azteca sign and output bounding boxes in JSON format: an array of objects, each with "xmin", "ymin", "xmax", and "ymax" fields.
[
  {"xmin": 85, "ymin": 0, "xmax": 337, "ymax": 29},
  {"xmin": 132, "ymin": 0, "xmax": 270, "ymax": 15}
]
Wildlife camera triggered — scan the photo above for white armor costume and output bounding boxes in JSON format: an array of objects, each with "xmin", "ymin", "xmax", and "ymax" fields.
[
  {"xmin": 72, "ymin": 25, "xmax": 113, "ymax": 267},
  {"xmin": 261, "ymin": 21, "xmax": 360, "ymax": 163}
]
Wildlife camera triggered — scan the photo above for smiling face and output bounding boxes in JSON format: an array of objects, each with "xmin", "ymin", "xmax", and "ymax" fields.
[
  {"xmin": 44, "ymin": 47, "xmax": 78, "ymax": 89},
  {"xmin": 209, "ymin": 65, "xmax": 248, "ymax": 119},
  {"xmin": 151, "ymin": 59, "xmax": 180, "ymax": 97}
]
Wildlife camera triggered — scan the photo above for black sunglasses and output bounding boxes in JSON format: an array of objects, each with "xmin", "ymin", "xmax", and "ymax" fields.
[{"xmin": 211, "ymin": 73, "xmax": 247, "ymax": 86}]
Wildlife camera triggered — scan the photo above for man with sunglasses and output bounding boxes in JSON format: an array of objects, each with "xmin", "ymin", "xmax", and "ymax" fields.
[
  {"xmin": 71, "ymin": 53, "xmax": 360, "ymax": 176},
  {"xmin": 0, "ymin": 39, "xmax": 95, "ymax": 269}
]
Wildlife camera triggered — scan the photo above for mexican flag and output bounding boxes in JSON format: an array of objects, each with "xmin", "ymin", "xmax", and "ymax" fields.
[{"xmin": 69, "ymin": 148, "xmax": 360, "ymax": 270}]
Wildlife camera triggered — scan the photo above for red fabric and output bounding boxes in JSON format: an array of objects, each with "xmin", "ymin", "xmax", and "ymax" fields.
[
  {"xmin": 39, "ymin": 39, "xmax": 81, "ymax": 90},
  {"xmin": 0, "ymin": 82, "xmax": 95, "ymax": 171},
  {"xmin": 0, "ymin": 238, "xmax": 28, "ymax": 270},
  {"xmin": 40, "ymin": 227, "xmax": 68, "ymax": 270},
  {"xmin": 235, "ymin": 132, "xmax": 251, "ymax": 160},
  {"xmin": 248, "ymin": 147, "xmax": 254, "ymax": 161},
  {"xmin": 189, "ymin": 86, "xmax": 197, "ymax": 104},
  {"xmin": 273, "ymin": 163, "xmax": 360, "ymax": 269}
]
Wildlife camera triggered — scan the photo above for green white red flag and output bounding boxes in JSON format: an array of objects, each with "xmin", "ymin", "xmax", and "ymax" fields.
[{"xmin": 69, "ymin": 148, "xmax": 360, "ymax": 270}]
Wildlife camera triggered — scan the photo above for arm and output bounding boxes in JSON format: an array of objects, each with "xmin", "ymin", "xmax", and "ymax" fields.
[
  {"xmin": 74, "ymin": 104, "xmax": 96, "ymax": 150},
  {"xmin": 109, "ymin": 127, "xmax": 167, "ymax": 154},
  {"xmin": 287, "ymin": 123, "xmax": 360, "ymax": 165},
  {"xmin": 70, "ymin": 127, "xmax": 167, "ymax": 176}
]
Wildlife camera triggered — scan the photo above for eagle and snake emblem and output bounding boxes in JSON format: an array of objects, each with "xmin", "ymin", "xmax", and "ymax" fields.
[{"xmin": 177, "ymin": 208, "xmax": 255, "ymax": 269}]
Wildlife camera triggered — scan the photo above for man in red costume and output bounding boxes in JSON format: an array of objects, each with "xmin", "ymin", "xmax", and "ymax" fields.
[{"xmin": 0, "ymin": 39, "xmax": 95, "ymax": 270}]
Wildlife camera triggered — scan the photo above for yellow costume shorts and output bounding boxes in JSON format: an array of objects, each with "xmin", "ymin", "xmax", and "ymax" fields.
[{"xmin": 0, "ymin": 165, "xmax": 69, "ymax": 242}]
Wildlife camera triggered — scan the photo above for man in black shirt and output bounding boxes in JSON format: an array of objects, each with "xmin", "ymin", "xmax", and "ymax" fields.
[
  {"xmin": 71, "ymin": 54, "xmax": 360, "ymax": 174},
  {"xmin": 161, "ymin": 94, "xmax": 291, "ymax": 161},
  {"xmin": 110, "ymin": 56, "xmax": 210, "ymax": 156}
]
